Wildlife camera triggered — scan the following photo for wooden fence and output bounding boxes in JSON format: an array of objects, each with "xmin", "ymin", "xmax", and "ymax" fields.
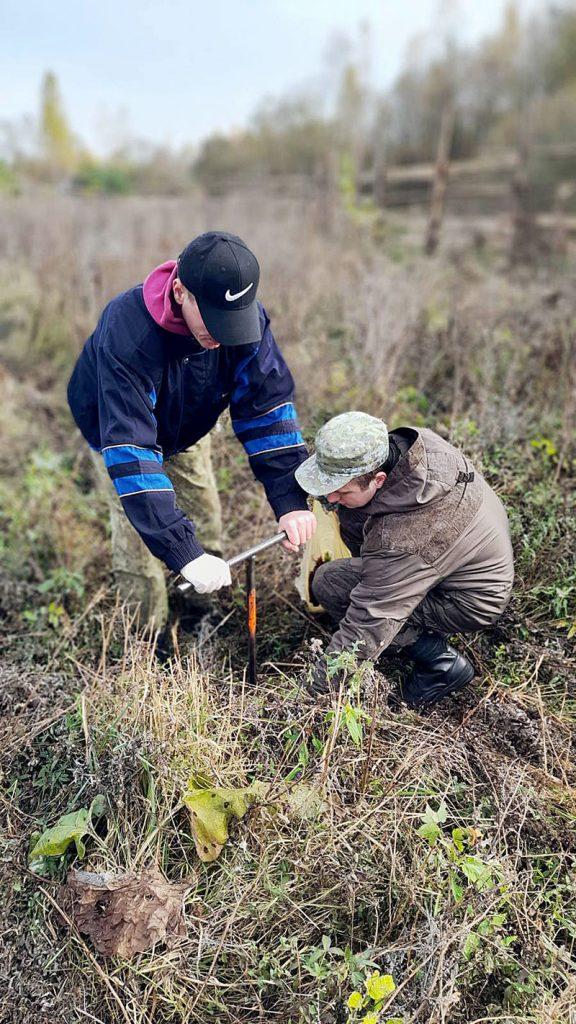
[{"xmin": 358, "ymin": 144, "xmax": 576, "ymax": 218}]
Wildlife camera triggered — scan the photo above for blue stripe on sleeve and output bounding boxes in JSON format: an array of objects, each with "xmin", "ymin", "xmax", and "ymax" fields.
[
  {"xmin": 232, "ymin": 402, "xmax": 296, "ymax": 432},
  {"xmin": 243, "ymin": 431, "xmax": 305, "ymax": 456},
  {"xmin": 230, "ymin": 345, "xmax": 259, "ymax": 403},
  {"xmin": 113, "ymin": 472, "xmax": 174, "ymax": 497},
  {"xmin": 102, "ymin": 445, "xmax": 163, "ymax": 468}
]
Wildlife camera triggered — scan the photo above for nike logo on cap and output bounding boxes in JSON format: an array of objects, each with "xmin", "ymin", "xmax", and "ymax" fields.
[{"xmin": 225, "ymin": 282, "xmax": 253, "ymax": 302}]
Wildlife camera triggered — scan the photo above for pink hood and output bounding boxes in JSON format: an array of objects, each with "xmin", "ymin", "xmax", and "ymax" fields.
[{"xmin": 142, "ymin": 260, "xmax": 191, "ymax": 336}]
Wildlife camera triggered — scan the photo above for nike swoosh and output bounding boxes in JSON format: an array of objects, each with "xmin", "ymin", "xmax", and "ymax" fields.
[{"xmin": 225, "ymin": 282, "xmax": 254, "ymax": 302}]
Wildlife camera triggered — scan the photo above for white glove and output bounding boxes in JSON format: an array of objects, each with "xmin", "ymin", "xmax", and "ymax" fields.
[{"xmin": 180, "ymin": 554, "xmax": 232, "ymax": 594}]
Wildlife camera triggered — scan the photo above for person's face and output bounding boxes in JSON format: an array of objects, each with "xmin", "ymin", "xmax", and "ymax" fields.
[
  {"xmin": 172, "ymin": 278, "xmax": 220, "ymax": 349},
  {"xmin": 326, "ymin": 471, "xmax": 387, "ymax": 508}
]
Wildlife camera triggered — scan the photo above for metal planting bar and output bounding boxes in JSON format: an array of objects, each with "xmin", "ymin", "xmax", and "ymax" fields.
[
  {"xmin": 176, "ymin": 530, "xmax": 289, "ymax": 687},
  {"xmin": 177, "ymin": 530, "xmax": 287, "ymax": 591},
  {"xmin": 246, "ymin": 556, "xmax": 257, "ymax": 686}
]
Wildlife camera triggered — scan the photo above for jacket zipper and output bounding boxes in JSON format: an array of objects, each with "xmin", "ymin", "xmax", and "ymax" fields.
[{"xmin": 174, "ymin": 355, "xmax": 188, "ymax": 452}]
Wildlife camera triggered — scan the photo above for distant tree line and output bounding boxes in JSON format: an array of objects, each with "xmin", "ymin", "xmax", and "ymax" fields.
[
  {"xmin": 0, "ymin": 71, "xmax": 196, "ymax": 196},
  {"xmin": 1, "ymin": 2, "xmax": 575, "ymax": 203}
]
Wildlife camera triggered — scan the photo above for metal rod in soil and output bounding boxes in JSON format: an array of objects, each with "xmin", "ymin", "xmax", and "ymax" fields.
[{"xmin": 246, "ymin": 556, "xmax": 257, "ymax": 686}]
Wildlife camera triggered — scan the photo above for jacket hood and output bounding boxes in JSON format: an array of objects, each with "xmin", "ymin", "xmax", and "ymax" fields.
[
  {"xmin": 142, "ymin": 260, "xmax": 191, "ymax": 336},
  {"xmin": 365, "ymin": 428, "xmax": 461, "ymax": 516}
]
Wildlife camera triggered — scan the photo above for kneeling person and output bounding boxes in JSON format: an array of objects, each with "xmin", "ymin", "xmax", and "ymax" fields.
[{"xmin": 295, "ymin": 412, "xmax": 514, "ymax": 707}]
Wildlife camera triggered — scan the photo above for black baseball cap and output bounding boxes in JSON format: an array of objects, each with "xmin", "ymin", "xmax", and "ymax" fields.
[{"xmin": 177, "ymin": 231, "xmax": 261, "ymax": 346}]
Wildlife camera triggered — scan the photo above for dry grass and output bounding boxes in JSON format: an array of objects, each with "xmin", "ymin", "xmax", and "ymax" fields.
[
  {"xmin": 3, "ymin": 606, "xmax": 574, "ymax": 1023},
  {"xmin": 1, "ymin": 191, "xmax": 575, "ymax": 1024}
]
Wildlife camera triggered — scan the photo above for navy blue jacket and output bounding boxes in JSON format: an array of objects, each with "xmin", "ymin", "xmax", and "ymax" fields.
[{"xmin": 67, "ymin": 284, "xmax": 309, "ymax": 572}]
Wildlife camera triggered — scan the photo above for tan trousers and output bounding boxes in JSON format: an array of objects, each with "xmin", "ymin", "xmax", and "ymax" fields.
[{"xmin": 90, "ymin": 435, "xmax": 223, "ymax": 630}]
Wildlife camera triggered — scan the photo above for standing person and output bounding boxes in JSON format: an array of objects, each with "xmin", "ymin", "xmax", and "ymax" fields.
[
  {"xmin": 67, "ymin": 231, "xmax": 316, "ymax": 629},
  {"xmin": 295, "ymin": 412, "xmax": 514, "ymax": 707}
]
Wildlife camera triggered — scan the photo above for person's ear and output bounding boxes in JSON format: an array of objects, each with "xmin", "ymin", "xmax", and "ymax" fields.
[
  {"xmin": 374, "ymin": 471, "xmax": 387, "ymax": 490},
  {"xmin": 172, "ymin": 277, "xmax": 185, "ymax": 305}
]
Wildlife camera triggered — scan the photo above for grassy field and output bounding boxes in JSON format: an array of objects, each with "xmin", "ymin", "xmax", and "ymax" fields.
[{"xmin": 0, "ymin": 192, "xmax": 575, "ymax": 1024}]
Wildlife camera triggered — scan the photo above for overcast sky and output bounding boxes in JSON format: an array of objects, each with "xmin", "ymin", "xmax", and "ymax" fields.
[{"xmin": 3, "ymin": 0, "xmax": 543, "ymax": 155}]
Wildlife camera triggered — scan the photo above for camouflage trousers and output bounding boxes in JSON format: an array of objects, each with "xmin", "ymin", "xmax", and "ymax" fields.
[
  {"xmin": 90, "ymin": 435, "xmax": 222, "ymax": 630},
  {"xmin": 311, "ymin": 557, "xmax": 490, "ymax": 651}
]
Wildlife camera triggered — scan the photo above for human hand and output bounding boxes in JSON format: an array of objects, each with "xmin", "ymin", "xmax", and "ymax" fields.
[
  {"xmin": 180, "ymin": 554, "xmax": 232, "ymax": 594},
  {"xmin": 278, "ymin": 509, "xmax": 317, "ymax": 553},
  {"xmin": 302, "ymin": 654, "xmax": 344, "ymax": 697}
]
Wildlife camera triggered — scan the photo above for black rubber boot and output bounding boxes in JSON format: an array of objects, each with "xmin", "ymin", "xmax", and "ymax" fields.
[{"xmin": 400, "ymin": 632, "xmax": 475, "ymax": 708}]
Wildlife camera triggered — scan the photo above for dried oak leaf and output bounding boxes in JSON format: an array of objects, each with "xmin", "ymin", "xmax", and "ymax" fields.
[{"xmin": 60, "ymin": 864, "xmax": 191, "ymax": 958}]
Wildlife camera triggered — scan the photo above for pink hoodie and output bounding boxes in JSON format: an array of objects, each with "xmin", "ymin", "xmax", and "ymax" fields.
[{"xmin": 142, "ymin": 260, "xmax": 191, "ymax": 336}]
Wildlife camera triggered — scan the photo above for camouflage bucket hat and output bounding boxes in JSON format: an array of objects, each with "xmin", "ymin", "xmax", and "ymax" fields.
[{"xmin": 295, "ymin": 411, "xmax": 389, "ymax": 497}]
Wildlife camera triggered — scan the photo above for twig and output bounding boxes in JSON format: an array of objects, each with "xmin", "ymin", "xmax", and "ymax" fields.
[
  {"xmin": 320, "ymin": 681, "xmax": 345, "ymax": 784},
  {"xmin": 195, "ymin": 608, "xmax": 236, "ymax": 648},
  {"xmin": 269, "ymin": 587, "xmax": 332, "ymax": 638},
  {"xmin": 360, "ymin": 675, "xmax": 379, "ymax": 795},
  {"xmin": 46, "ymin": 584, "xmax": 107, "ymax": 672},
  {"xmin": 188, "ymin": 864, "xmax": 267, "ymax": 1012}
]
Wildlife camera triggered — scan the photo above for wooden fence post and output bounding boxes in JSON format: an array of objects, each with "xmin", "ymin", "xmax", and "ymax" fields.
[
  {"xmin": 314, "ymin": 151, "xmax": 339, "ymax": 237},
  {"xmin": 552, "ymin": 181, "xmax": 574, "ymax": 257},
  {"xmin": 424, "ymin": 102, "xmax": 456, "ymax": 256},
  {"xmin": 510, "ymin": 142, "xmax": 547, "ymax": 265},
  {"xmin": 373, "ymin": 145, "xmax": 387, "ymax": 208}
]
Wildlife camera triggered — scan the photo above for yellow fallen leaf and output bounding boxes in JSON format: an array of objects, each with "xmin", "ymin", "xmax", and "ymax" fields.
[{"xmin": 183, "ymin": 786, "xmax": 261, "ymax": 862}]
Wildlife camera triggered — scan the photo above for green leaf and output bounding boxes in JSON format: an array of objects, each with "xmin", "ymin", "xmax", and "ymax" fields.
[
  {"xmin": 417, "ymin": 802, "xmax": 447, "ymax": 845},
  {"xmin": 435, "ymin": 800, "xmax": 448, "ymax": 823},
  {"xmin": 531, "ymin": 436, "xmax": 557, "ymax": 457},
  {"xmin": 343, "ymin": 703, "xmax": 364, "ymax": 746},
  {"xmin": 28, "ymin": 795, "xmax": 106, "ymax": 867},
  {"xmin": 89, "ymin": 794, "xmax": 106, "ymax": 819},
  {"xmin": 298, "ymin": 741, "xmax": 309, "ymax": 763},
  {"xmin": 451, "ymin": 827, "xmax": 467, "ymax": 852},
  {"xmin": 347, "ymin": 991, "xmax": 363, "ymax": 1010},
  {"xmin": 460, "ymin": 855, "xmax": 494, "ymax": 890},
  {"xmin": 365, "ymin": 971, "xmax": 396, "ymax": 1001},
  {"xmin": 183, "ymin": 783, "xmax": 263, "ymax": 862},
  {"xmin": 449, "ymin": 872, "xmax": 464, "ymax": 902},
  {"xmin": 183, "ymin": 779, "xmax": 327, "ymax": 862},
  {"xmin": 463, "ymin": 931, "xmax": 480, "ymax": 960},
  {"xmin": 417, "ymin": 820, "xmax": 442, "ymax": 845}
]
